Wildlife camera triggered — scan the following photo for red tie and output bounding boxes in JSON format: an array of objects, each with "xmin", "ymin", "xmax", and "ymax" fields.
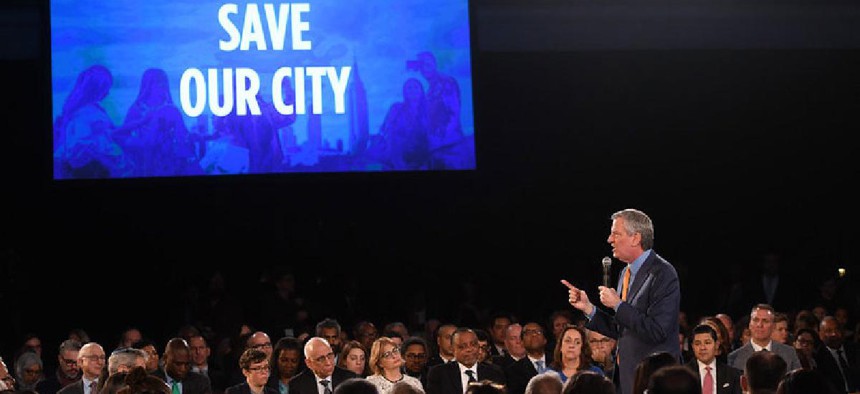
[
  {"xmin": 621, "ymin": 268, "xmax": 631, "ymax": 301},
  {"xmin": 703, "ymin": 366, "xmax": 714, "ymax": 394}
]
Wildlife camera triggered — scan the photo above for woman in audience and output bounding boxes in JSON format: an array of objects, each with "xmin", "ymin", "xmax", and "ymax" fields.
[
  {"xmin": 14, "ymin": 352, "xmax": 44, "ymax": 392},
  {"xmin": 549, "ymin": 325, "xmax": 604, "ymax": 383},
  {"xmin": 99, "ymin": 372, "xmax": 129, "ymax": 394},
  {"xmin": 268, "ymin": 337, "xmax": 303, "ymax": 394},
  {"xmin": 365, "ymin": 338, "xmax": 422, "ymax": 394},
  {"xmin": 117, "ymin": 367, "xmax": 170, "ymax": 394},
  {"xmin": 339, "ymin": 341, "xmax": 369, "ymax": 377},
  {"xmin": 562, "ymin": 370, "xmax": 614, "ymax": 394},
  {"xmin": 631, "ymin": 352, "xmax": 676, "ymax": 394},
  {"xmin": 792, "ymin": 328, "xmax": 819, "ymax": 370}
]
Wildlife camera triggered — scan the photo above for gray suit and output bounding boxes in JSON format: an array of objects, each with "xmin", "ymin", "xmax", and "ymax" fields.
[{"xmin": 727, "ymin": 341, "xmax": 802, "ymax": 372}]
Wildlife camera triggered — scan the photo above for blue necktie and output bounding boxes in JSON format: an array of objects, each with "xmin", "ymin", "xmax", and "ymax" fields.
[{"xmin": 535, "ymin": 360, "xmax": 545, "ymax": 373}]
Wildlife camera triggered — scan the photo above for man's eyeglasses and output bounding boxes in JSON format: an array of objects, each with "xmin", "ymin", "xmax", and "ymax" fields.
[
  {"xmin": 60, "ymin": 358, "xmax": 78, "ymax": 366},
  {"xmin": 381, "ymin": 347, "xmax": 401, "ymax": 360},
  {"xmin": 405, "ymin": 353, "xmax": 426, "ymax": 360},
  {"xmin": 589, "ymin": 338, "xmax": 612, "ymax": 345},
  {"xmin": 523, "ymin": 329, "xmax": 544, "ymax": 336},
  {"xmin": 251, "ymin": 343, "xmax": 273, "ymax": 349},
  {"xmin": 311, "ymin": 352, "xmax": 335, "ymax": 364},
  {"xmin": 81, "ymin": 355, "xmax": 106, "ymax": 362},
  {"xmin": 1, "ymin": 376, "xmax": 16, "ymax": 384},
  {"xmin": 246, "ymin": 365, "xmax": 270, "ymax": 373}
]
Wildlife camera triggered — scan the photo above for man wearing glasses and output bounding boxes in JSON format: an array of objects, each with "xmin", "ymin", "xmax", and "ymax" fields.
[
  {"xmin": 401, "ymin": 337, "xmax": 429, "ymax": 387},
  {"xmin": 225, "ymin": 349, "xmax": 277, "ymax": 394},
  {"xmin": 587, "ymin": 330, "xmax": 616, "ymax": 378},
  {"xmin": 57, "ymin": 342, "xmax": 105, "ymax": 394},
  {"xmin": 505, "ymin": 323, "xmax": 552, "ymax": 394},
  {"xmin": 36, "ymin": 340, "xmax": 82, "ymax": 394},
  {"xmin": 288, "ymin": 337, "xmax": 357, "ymax": 394}
]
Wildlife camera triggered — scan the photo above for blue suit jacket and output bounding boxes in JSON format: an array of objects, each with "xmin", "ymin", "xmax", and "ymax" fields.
[{"xmin": 586, "ymin": 251, "xmax": 680, "ymax": 394}]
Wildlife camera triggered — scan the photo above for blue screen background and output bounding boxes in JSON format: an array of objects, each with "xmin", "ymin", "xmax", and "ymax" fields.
[{"xmin": 51, "ymin": 0, "xmax": 475, "ymax": 178}]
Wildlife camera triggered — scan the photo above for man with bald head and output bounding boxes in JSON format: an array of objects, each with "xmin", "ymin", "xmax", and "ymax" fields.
[
  {"xmin": 155, "ymin": 338, "xmax": 213, "ymax": 394},
  {"xmin": 493, "ymin": 323, "xmax": 527, "ymax": 368},
  {"xmin": 288, "ymin": 337, "xmax": 357, "ymax": 394},
  {"xmin": 58, "ymin": 342, "xmax": 105, "ymax": 394},
  {"xmin": 247, "ymin": 332, "xmax": 274, "ymax": 359}
]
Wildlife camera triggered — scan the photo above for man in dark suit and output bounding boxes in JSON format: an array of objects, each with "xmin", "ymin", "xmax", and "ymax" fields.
[
  {"xmin": 686, "ymin": 324, "xmax": 742, "ymax": 394},
  {"xmin": 37, "ymin": 339, "xmax": 83, "ymax": 394},
  {"xmin": 288, "ymin": 337, "xmax": 357, "ymax": 394},
  {"xmin": 426, "ymin": 328, "xmax": 506, "ymax": 394},
  {"xmin": 425, "ymin": 324, "xmax": 457, "ymax": 369},
  {"xmin": 402, "ymin": 336, "xmax": 430, "ymax": 388},
  {"xmin": 189, "ymin": 335, "xmax": 226, "ymax": 393},
  {"xmin": 225, "ymin": 348, "xmax": 277, "ymax": 394},
  {"xmin": 727, "ymin": 304, "xmax": 802, "ymax": 372},
  {"xmin": 505, "ymin": 322, "xmax": 552, "ymax": 394},
  {"xmin": 154, "ymin": 338, "xmax": 213, "ymax": 394},
  {"xmin": 563, "ymin": 208, "xmax": 681, "ymax": 394},
  {"xmin": 58, "ymin": 342, "xmax": 106, "ymax": 394},
  {"xmin": 814, "ymin": 316, "xmax": 860, "ymax": 394}
]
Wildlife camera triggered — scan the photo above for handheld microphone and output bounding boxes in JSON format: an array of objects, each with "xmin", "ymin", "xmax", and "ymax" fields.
[{"xmin": 602, "ymin": 256, "xmax": 612, "ymax": 287}]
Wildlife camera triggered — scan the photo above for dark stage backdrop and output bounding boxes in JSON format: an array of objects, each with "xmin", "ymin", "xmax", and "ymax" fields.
[{"xmin": 1, "ymin": 0, "xmax": 858, "ymax": 360}]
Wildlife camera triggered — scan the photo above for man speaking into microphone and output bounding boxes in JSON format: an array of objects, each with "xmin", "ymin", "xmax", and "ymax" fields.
[{"xmin": 561, "ymin": 208, "xmax": 680, "ymax": 394}]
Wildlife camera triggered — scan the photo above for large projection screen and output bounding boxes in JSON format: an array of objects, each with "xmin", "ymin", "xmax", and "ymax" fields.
[{"xmin": 51, "ymin": 0, "xmax": 476, "ymax": 179}]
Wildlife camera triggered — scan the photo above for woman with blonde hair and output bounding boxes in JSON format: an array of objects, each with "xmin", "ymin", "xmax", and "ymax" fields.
[{"xmin": 365, "ymin": 338, "xmax": 422, "ymax": 393}]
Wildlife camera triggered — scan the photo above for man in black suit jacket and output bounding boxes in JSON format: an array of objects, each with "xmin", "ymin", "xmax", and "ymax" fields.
[
  {"xmin": 815, "ymin": 317, "xmax": 860, "ymax": 394},
  {"xmin": 288, "ymin": 337, "xmax": 357, "ymax": 394},
  {"xmin": 426, "ymin": 324, "xmax": 457, "ymax": 370},
  {"xmin": 225, "ymin": 348, "xmax": 277, "ymax": 394},
  {"xmin": 426, "ymin": 328, "xmax": 506, "ymax": 394},
  {"xmin": 505, "ymin": 322, "xmax": 552, "ymax": 394},
  {"xmin": 155, "ymin": 338, "xmax": 213, "ymax": 394},
  {"xmin": 686, "ymin": 324, "xmax": 742, "ymax": 394}
]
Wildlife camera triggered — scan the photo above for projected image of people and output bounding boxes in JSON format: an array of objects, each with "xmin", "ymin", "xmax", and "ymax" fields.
[
  {"xmin": 376, "ymin": 78, "xmax": 430, "ymax": 170},
  {"xmin": 412, "ymin": 51, "xmax": 470, "ymax": 170},
  {"xmin": 51, "ymin": 0, "xmax": 476, "ymax": 179},
  {"xmin": 53, "ymin": 65, "xmax": 130, "ymax": 179},
  {"xmin": 118, "ymin": 68, "xmax": 201, "ymax": 177}
]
